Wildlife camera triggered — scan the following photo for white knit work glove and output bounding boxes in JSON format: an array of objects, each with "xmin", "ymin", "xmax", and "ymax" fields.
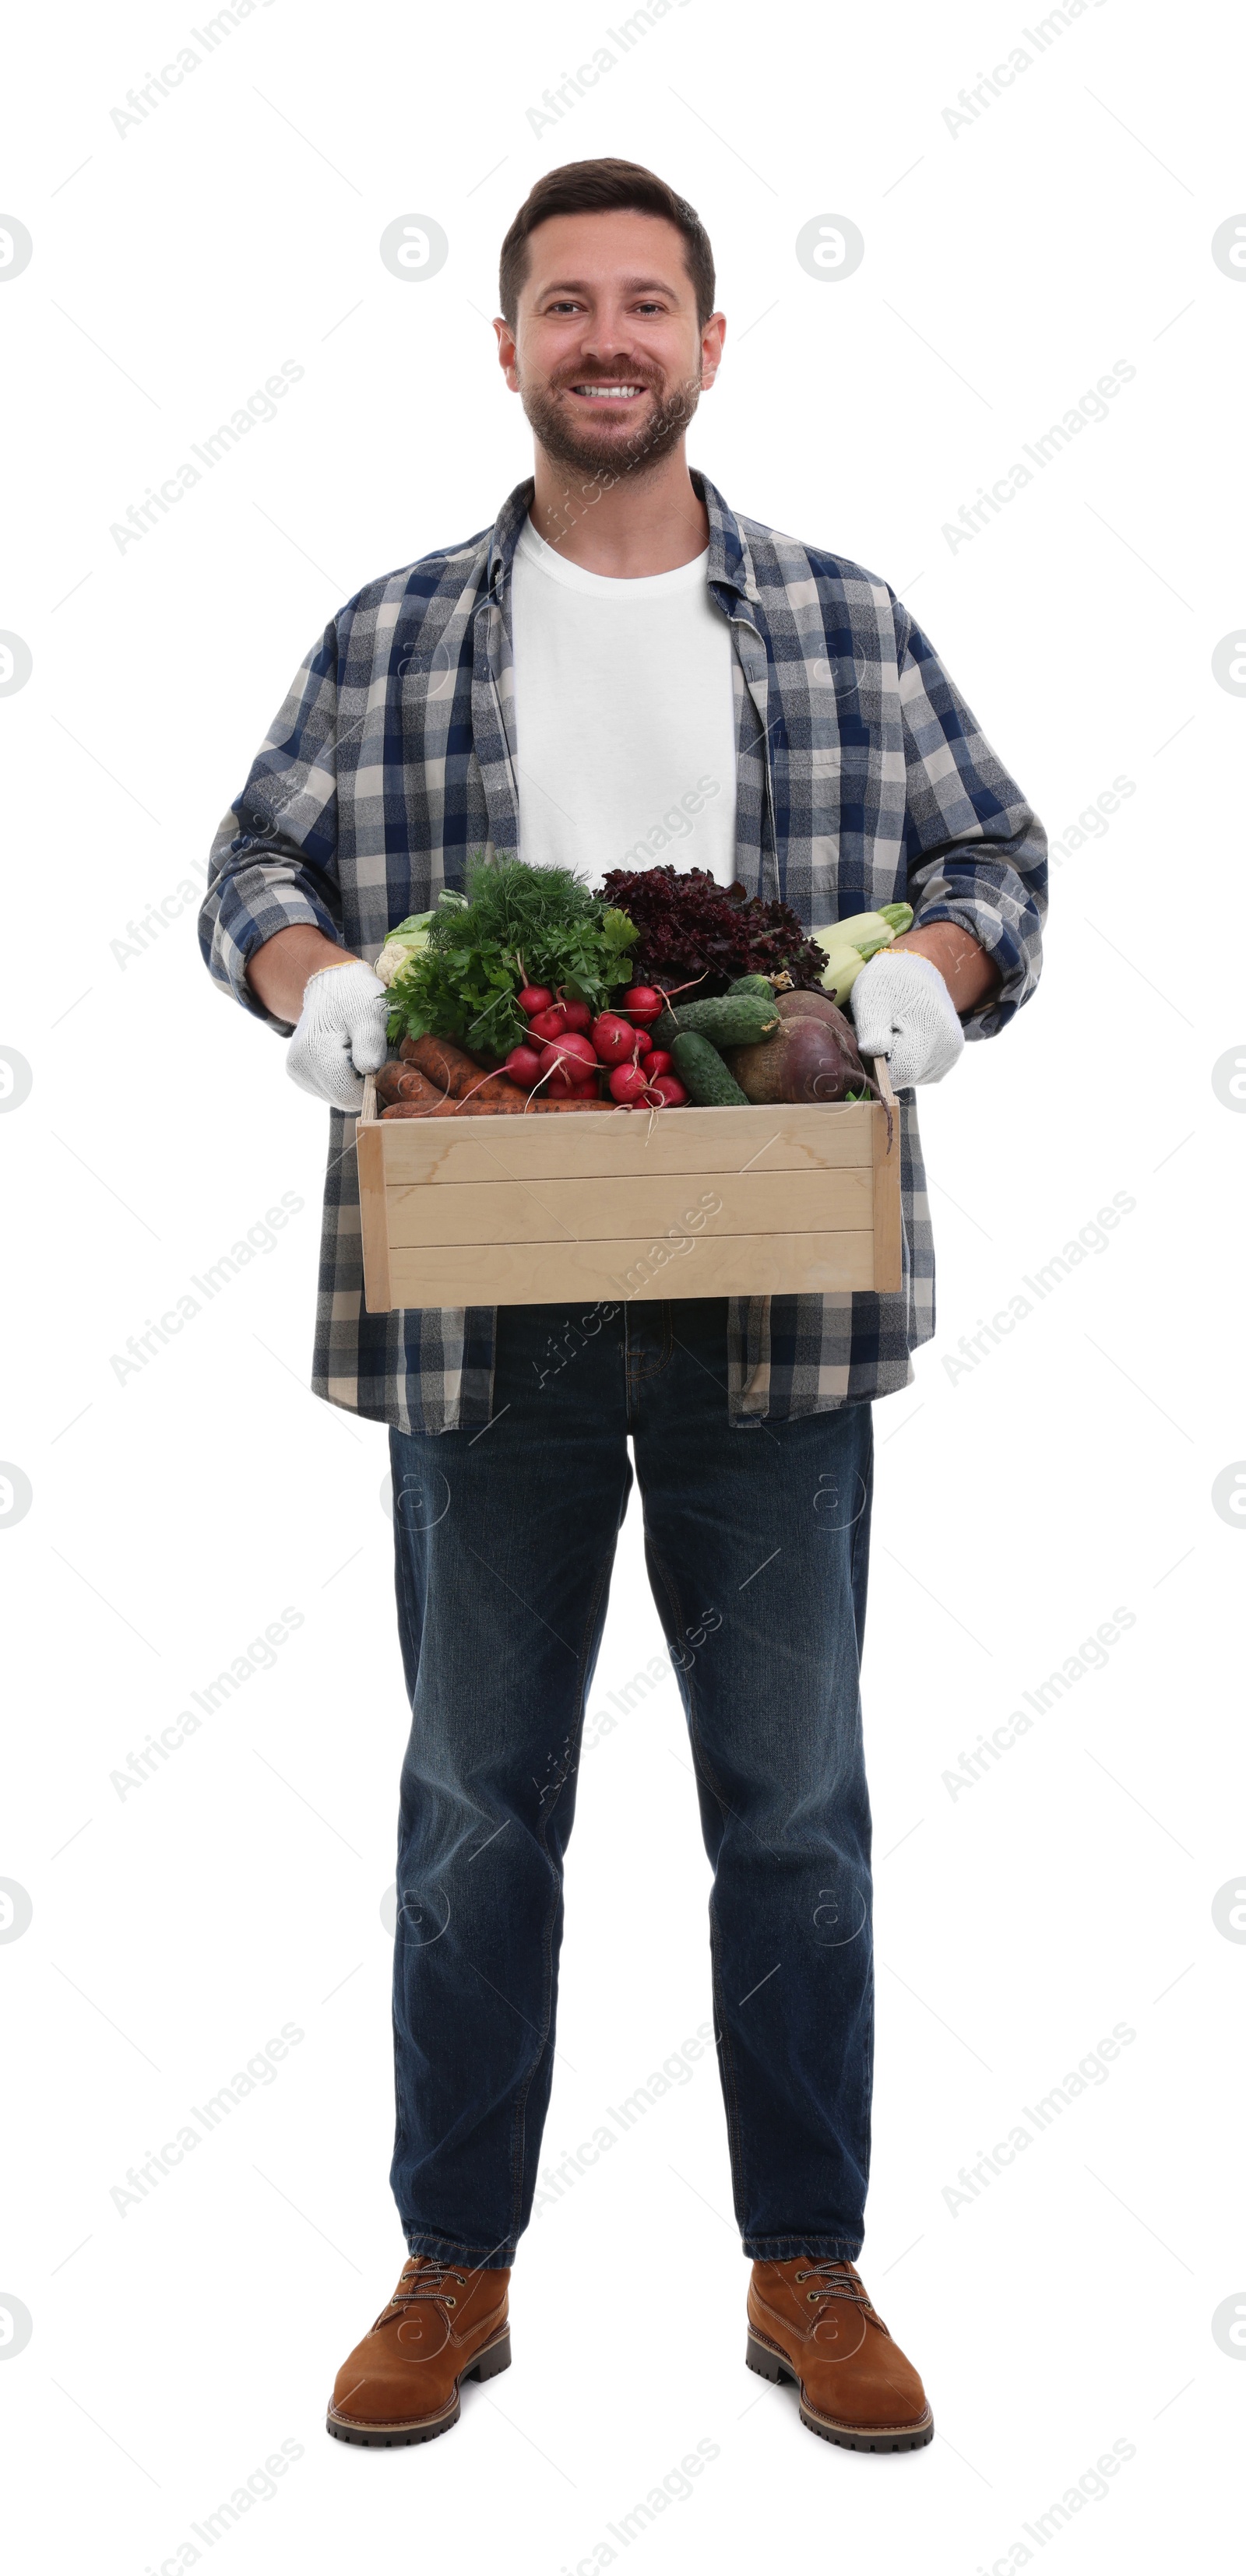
[
  {"xmin": 850, "ymin": 949, "xmax": 965, "ymax": 1090},
  {"xmin": 286, "ymin": 960, "xmax": 389, "ymax": 1110}
]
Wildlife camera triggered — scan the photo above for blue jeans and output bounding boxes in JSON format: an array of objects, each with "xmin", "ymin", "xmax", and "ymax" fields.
[{"xmin": 389, "ymin": 1298, "xmax": 875, "ymax": 2268}]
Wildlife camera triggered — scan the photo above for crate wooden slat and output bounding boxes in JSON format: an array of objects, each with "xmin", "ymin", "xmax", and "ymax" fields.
[
  {"xmin": 355, "ymin": 1065, "xmax": 902, "ymax": 1311},
  {"xmin": 368, "ymin": 1101, "xmax": 876, "ymax": 1183},
  {"xmin": 385, "ymin": 1231, "xmax": 880, "ymax": 1307},
  {"xmin": 872, "ymin": 1075, "xmax": 903, "ymax": 1290},
  {"xmin": 355, "ymin": 1108, "xmax": 393, "ymax": 1311},
  {"xmin": 385, "ymin": 1165, "xmax": 876, "ymax": 1249}
]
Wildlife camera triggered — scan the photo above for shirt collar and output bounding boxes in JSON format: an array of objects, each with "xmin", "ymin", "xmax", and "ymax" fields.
[{"xmin": 484, "ymin": 468, "xmax": 759, "ymax": 607}]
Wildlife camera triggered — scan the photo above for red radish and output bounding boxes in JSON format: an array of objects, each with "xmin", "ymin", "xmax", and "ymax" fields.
[
  {"xmin": 621, "ymin": 985, "xmax": 662, "ymax": 1022},
  {"xmin": 504, "ymin": 1044, "xmax": 543, "ymax": 1088},
  {"xmin": 528, "ymin": 1003, "xmax": 568, "ymax": 1042},
  {"xmin": 639, "ymin": 1048, "xmax": 673, "ymax": 1079},
  {"xmin": 517, "ymin": 985, "xmax": 553, "ymax": 1017},
  {"xmin": 559, "ymin": 999, "xmax": 593, "ymax": 1034},
  {"xmin": 547, "ymin": 1056, "xmax": 600, "ymax": 1098},
  {"xmin": 591, "ymin": 1011, "xmax": 639, "ymax": 1065},
  {"xmin": 609, "ymin": 1063, "xmax": 651, "ymax": 1105},
  {"xmin": 647, "ymin": 1074, "xmax": 687, "ymax": 1106},
  {"xmin": 537, "ymin": 1033, "xmax": 597, "ymax": 1076}
]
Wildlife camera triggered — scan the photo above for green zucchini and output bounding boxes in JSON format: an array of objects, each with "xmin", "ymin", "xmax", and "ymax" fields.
[{"xmin": 671, "ymin": 1031, "xmax": 750, "ymax": 1107}]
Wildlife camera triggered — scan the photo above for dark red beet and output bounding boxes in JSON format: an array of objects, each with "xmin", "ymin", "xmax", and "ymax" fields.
[{"xmin": 727, "ymin": 1003, "xmax": 865, "ymax": 1104}]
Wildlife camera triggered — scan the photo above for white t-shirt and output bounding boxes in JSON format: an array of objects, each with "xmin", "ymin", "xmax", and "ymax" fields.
[{"xmin": 509, "ymin": 515, "xmax": 739, "ymax": 886}]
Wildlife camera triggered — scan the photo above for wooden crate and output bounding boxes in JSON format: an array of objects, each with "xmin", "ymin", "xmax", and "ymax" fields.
[{"xmin": 355, "ymin": 1059, "xmax": 900, "ymax": 1310}]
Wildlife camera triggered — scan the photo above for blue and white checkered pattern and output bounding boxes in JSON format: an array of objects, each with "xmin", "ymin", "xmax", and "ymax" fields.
[{"xmin": 199, "ymin": 472, "xmax": 1046, "ymax": 1430}]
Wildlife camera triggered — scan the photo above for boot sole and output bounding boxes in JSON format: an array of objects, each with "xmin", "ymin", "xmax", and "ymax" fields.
[
  {"xmin": 745, "ymin": 2329, "xmax": 934, "ymax": 2453},
  {"xmin": 326, "ymin": 2326, "xmax": 512, "ymax": 2447}
]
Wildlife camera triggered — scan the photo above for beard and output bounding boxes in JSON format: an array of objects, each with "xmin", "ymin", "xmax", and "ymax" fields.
[{"xmin": 517, "ymin": 364, "xmax": 704, "ymax": 488}]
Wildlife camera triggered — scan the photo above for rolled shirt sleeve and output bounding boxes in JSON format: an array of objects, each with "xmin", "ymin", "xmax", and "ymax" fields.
[
  {"xmin": 199, "ymin": 622, "xmax": 347, "ymax": 1034},
  {"xmin": 896, "ymin": 605, "xmax": 1047, "ymax": 1038}
]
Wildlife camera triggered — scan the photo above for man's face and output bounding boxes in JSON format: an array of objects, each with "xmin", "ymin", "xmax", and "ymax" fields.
[{"xmin": 495, "ymin": 209, "xmax": 725, "ymax": 482}]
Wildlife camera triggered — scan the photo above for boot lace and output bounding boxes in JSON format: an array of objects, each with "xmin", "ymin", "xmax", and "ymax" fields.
[
  {"xmin": 379, "ymin": 2256, "xmax": 467, "ymax": 2326},
  {"xmin": 793, "ymin": 2260, "xmax": 889, "ymax": 2335}
]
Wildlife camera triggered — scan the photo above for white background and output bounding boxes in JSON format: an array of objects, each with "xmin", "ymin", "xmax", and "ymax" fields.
[{"xmin": 2, "ymin": 0, "xmax": 1243, "ymax": 2567}]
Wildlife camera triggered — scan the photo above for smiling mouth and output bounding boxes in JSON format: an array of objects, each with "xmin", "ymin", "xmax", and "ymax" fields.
[{"xmin": 568, "ymin": 381, "xmax": 646, "ymax": 401}]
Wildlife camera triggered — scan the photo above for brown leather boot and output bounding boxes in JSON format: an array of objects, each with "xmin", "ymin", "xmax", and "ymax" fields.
[
  {"xmin": 326, "ymin": 2253, "xmax": 511, "ymax": 2446},
  {"xmin": 747, "ymin": 2257, "xmax": 933, "ymax": 2451}
]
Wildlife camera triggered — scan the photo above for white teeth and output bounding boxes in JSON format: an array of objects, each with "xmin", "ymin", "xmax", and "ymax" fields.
[{"xmin": 572, "ymin": 384, "xmax": 642, "ymax": 398}]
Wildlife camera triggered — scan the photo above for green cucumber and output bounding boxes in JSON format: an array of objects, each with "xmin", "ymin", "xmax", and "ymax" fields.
[
  {"xmin": 671, "ymin": 1031, "xmax": 750, "ymax": 1107},
  {"xmin": 726, "ymin": 972, "xmax": 776, "ymax": 1001},
  {"xmin": 669, "ymin": 994, "xmax": 780, "ymax": 1047},
  {"xmin": 650, "ymin": 992, "xmax": 779, "ymax": 1049}
]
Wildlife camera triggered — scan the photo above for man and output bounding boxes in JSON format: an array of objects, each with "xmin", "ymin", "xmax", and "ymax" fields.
[{"xmin": 200, "ymin": 157, "xmax": 1044, "ymax": 2456}]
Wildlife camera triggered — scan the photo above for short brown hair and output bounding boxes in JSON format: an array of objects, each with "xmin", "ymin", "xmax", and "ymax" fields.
[{"xmin": 498, "ymin": 157, "xmax": 716, "ymax": 327}]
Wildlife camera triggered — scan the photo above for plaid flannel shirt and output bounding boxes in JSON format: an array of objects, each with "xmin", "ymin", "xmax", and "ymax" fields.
[{"xmin": 199, "ymin": 472, "xmax": 1045, "ymax": 1432}]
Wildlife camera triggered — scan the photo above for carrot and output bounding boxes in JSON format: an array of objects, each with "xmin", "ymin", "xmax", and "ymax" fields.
[
  {"xmin": 397, "ymin": 1033, "xmax": 516, "ymax": 1102},
  {"xmin": 376, "ymin": 1060, "xmax": 440, "ymax": 1105},
  {"xmin": 382, "ymin": 1095, "xmax": 519, "ymax": 1119},
  {"xmin": 527, "ymin": 1096, "xmax": 613, "ymax": 1112},
  {"xmin": 380, "ymin": 1093, "xmax": 612, "ymax": 1119}
]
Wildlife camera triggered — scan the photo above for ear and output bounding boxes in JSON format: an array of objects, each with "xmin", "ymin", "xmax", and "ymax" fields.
[
  {"xmin": 494, "ymin": 315, "xmax": 519, "ymax": 392},
  {"xmin": 699, "ymin": 311, "xmax": 727, "ymax": 389}
]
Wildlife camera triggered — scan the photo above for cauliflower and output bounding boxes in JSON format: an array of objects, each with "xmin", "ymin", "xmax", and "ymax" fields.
[{"xmin": 375, "ymin": 914, "xmax": 435, "ymax": 988}]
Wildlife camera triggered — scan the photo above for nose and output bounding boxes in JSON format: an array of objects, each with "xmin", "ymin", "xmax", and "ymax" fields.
[{"xmin": 569, "ymin": 320, "xmax": 644, "ymax": 370}]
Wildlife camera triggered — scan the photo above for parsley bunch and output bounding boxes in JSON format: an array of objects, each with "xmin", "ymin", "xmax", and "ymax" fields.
[{"xmin": 385, "ymin": 856, "xmax": 639, "ymax": 1058}]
